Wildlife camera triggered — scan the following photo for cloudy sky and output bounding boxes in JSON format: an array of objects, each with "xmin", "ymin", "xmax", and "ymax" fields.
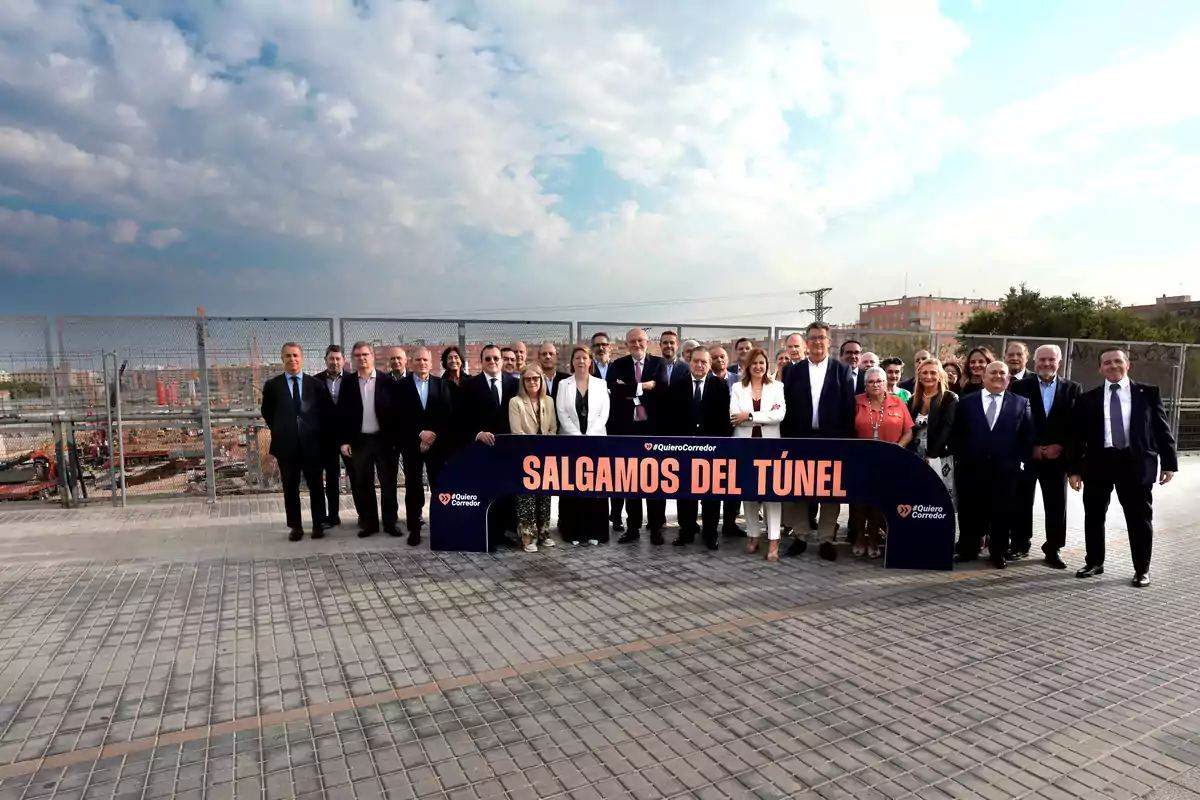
[{"xmin": 1, "ymin": 0, "xmax": 1197, "ymax": 327}]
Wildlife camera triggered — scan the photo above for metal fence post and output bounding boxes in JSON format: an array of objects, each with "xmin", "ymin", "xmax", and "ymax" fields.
[
  {"xmin": 113, "ymin": 356, "xmax": 127, "ymax": 507},
  {"xmin": 457, "ymin": 321, "xmax": 467, "ymax": 359},
  {"xmin": 102, "ymin": 353, "xmax": 118, "ymax": 507},
  {"xmin": 42, "ymin": 318, "xmax": 71, "ymax": 509},
  {"xmin": 195, "ymin": 315, "xmax": 217, "ymax": 504}
]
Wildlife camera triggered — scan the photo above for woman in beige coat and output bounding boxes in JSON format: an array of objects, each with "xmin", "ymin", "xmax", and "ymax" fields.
[{"xmin": 509, "ymin": 363, "xmax": 558, "ymax": 552}]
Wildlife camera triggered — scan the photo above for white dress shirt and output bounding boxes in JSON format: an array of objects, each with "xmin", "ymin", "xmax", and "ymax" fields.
[
  {"xmin": 359, "ymin": 370, "xmax": 380, "ymax": 434},
  {"xmin": 982, "ymin": 390, "xmax": 1004, "ymax": 430},
  {"xmin": 690, "ymin": 375, "xmax": 705, "ymax": 399},
  {"xmin": 807, "ymin": 357, "xmax": 829, "ymax": 429},
  {"xmin": 1103, "ymin": 376, "xmax": 1132, "ymax": 448},
  {"xmin": 596, "ymin": 362, "xmax": 609, "ymax": 380}
]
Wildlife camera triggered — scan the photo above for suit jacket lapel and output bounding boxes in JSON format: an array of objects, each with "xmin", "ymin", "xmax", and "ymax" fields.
[{"xmin": 1129, "ymin": 381, "xmax": 1144, "ymax": 448}]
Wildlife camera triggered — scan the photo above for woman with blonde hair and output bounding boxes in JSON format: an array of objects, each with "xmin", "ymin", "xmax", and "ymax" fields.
[
  {"xmin": 556, "ymin": 345, "xmax": 611, "ymax": 546},
  {"xmin": 729, "ymin": 347, "xmax": 787, "ymax": 561},
  {"xmin": 908, "ymin": 358, "xmax": 959, "ymax": 507},
  {"xmin": 509, "ymin": 364, "xmax": 558, "ymax": 552}
]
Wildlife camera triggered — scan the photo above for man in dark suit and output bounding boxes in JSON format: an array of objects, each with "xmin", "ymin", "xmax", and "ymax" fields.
[
  {"xmin": 386, "ymin": 346, "xmax": 408, "ymax": 381},
  {"xmin": 898, "ymin": 348, "xmax": 932, "ymax": 394},
  {"xmin": 952, "ymin": 361, "xmax": 1034, "ymax": 569},
  {"xmin": 1010, "ymin": 344, "xmax": 1081, "ymax": 568},
  {"xmin": 666, "ymin": 347, "xmax": 733, "ymax": 549},
  {"xmin": 589, "ymin": 332, "xmax": 613, "ymax": 380},
  {"xmin": 1069, "ymin": 348, "xmax": 1177, "ymax": 587},
  {"xmin": 460, "ymin": 343, "xmax": 520, "ymax": 548},
  {"xmin": 536, "ymin": 342, "xmax": 570, "ymax": 400},
  {"xmin": 606, "ymin": 327, "xmax": 670, "ymax": 544},
  {"xmin": 261, "ymin": 343, "xmax": 332, "ymax": 541},
  {"xmin": 397, "ymin": 347, "xmax": 453, "ymax": 547},
  {"xmin": 709, "ymin": 346, "xmax": 744, "ymax": 537},
  {"xmin": 339, "ymin": 341, "xmax": 403, "ymax": 538},
  {"xmin": 314, "ymin": 344, "xmax": 356, "ymax": 527},
  {"xmin": 840, "ymin": 340, "xmax": 866, "ymax": 395},
  {"xmin": 780, "ymin": 321, "xmax": 857, "ymax": 560},
  {"xmin": 660, "ymin": 331, "xmax": 690, "ymax": 387}
]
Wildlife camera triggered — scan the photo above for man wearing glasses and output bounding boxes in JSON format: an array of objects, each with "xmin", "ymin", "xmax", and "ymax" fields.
[
  {"xmin": 461, "ymin": 343, "xmax": 521, "ymax": 548},
  {"xmin": 780, "ymin": 321, "xmax": 857, "ymax": 560},
  {"xmin": 840, "ymin": 340, "xmax": 865, "ymax": 395},
  {"xmin": 590, "ymin": 332, "xmax": 613, "ymax": 379}
]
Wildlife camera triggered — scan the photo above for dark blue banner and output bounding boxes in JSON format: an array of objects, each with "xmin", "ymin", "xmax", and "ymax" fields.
[{"xmin": 430, "ymin": 435, "xmax": 956, "ymax": 570}]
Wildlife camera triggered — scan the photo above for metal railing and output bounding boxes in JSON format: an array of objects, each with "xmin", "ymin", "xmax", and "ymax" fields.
[{"xmin": 1, "ymin": 315, "xmax": 1197, "ymax": 507}]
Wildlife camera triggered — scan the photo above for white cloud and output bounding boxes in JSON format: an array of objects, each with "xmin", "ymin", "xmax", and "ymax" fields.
[
  {"xmin": 0, "ymin": 0, "xmax": 970, "ymax": 305},
  {"xmin": 144, "ymin": 227, "xmax": 186, "ymax": 249},
  {"xmin": 108, "ymin": 218, "xmax": 139, "ymax": 244},
  {"xmin": 975, "ymin": 26, "xmax": 1200, "ymax": 164}
]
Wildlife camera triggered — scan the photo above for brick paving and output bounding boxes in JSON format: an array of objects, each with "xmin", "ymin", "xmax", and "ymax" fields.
[{"xmin": 0, "ymin": 456, "xmax": 1198, "ymax": 799}]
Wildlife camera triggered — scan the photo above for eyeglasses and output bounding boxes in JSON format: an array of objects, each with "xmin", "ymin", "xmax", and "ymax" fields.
[
  {"xmin": 807, "ymin": 336, "xmax": 829, "ymax": 343},
  {"xmin": 593, "ymin": 342, "xmax": 610, "ymax": 347},
  {"xmin": 843, "ymin": 350, "xmax": 861, "ymax": 356},
  {"xmin": 523, "ymin": 377, "xmax": 541, "ymax": 382},
  {"xmin": 482, "ymin": 356, "xmax": 500, "ymax": 363}
]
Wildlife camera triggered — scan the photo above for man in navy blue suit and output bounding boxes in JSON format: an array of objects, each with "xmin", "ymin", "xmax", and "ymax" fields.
[
  {"xmin": 780, "ymin": 321, "xmax": 857, "ymax": 560},
  {"xmin": 952, "ymin": 360, "xmax": 1034, "ymax": 569},
  {"xmin": 1069, "ymin": 348, "xmax": 1177, "ymax": 587}
]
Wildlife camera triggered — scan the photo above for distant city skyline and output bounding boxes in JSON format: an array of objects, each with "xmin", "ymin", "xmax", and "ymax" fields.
[{"xmin": 2, "ymin": 1, "xmax": 1198, "ymax": 325}]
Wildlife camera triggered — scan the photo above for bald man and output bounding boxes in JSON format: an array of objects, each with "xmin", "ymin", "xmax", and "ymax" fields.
[{"xmin": 606, "ymin": 327, "xmax": 670, "ymax": 544}]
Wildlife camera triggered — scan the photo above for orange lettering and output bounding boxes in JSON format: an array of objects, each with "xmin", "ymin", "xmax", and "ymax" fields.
[
  {"xmin": 542, "ymin": 457, "xmax": 559, "ymax": 492},
  {"xmin": 594, "ymin": 458, "xmax": 613, "ymax": 492},
  {"xmin": 713, "ymin": 459, "xmax": 728, "ymax": 494},
  {"xmin": 795, "ymin": 460, "xmax": 815, "ymax": 496},
  {"xmin": 692, "ymin": 459, "xmax": 711, "ymax": 493},
  {"xmin": 660, "ymin": 459, "xmax": 680, "ymax": 494},
  {"xmin": 724, "ymin": 459, "xmax": 741, "ymax": 496},
  {"xmin": 816, "ymin": 460, "xmax": 832, "ymax": 497},
  {"xmin": 773, "ymin": 460, "xmax": 792, "ymax": 496},
  {"xmin": 754, "ymin": 460, "xmax": 772, "ymax": 494},
  {"xmin": 575, "ymin": 457, "xmax": 594, "ymax": 492},
  {"xmin": 831, "ymin": 460, "xmax": 846, "ymax": 498},
  {"xmin": 639, "ymin": 458, "xmax": 660, "ymax": 493},
  {"xmin": 523, "ymin": 456, "xmax": 541, "ymax": 490},
  {"xmin": 615, "ymin": 458, "xmax": 637, "ymax": 493}
]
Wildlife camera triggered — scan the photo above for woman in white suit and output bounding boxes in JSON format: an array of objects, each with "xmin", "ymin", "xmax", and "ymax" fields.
[
  {"xmin": 556, "ymin": 345, "xmax": 611, "ymax": 545},
  {"xmin": 729, "ymin": 347, "xmax": 787, "ymax": 561}
]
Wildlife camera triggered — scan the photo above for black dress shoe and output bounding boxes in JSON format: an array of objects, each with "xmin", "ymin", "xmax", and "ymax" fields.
[
  {"xmin": 672, "ymin": 537, "xmax": 692, "ymax": 547},
  {"xmin": 407, "ymin": 530, "xmax": 421, "ymax": 547},
  {"xmin": 991, "ymin": 556, "xmax": 1007, "ymax": 569},
  {"xmin": 785, "ymin": 539, "xmax": 807, "ymax": 557},
  {"xmin": 649, "ymin": 530, "xmax": 664, "ymax": 546},
  {"xmin": 311, "ymin": 526, "xmax": 324, "ymax": 540},
  {"xmin": 1132, "ymin": 572, "xmax": 1150, "ymax": 588},
  {"xmin": 704, "ymin": 537, "xmax": 719, "ymax": 551},
  {"xmin": 618, "ymin": 531, "xmax": 640, "ymax": 544},
  {"xmin": 1075, "ymin": 564, "xmax": 1104, "ymax": 578},
  {"xmin": 953, "ymin": 553, "xmax": 976, "ymax": 563},
  {"xmin": 358, "ymin": 526, "xmax": 378, "ymax": 539},
  {"xmin": 722, "ymin": 526, "xmax": 746, "ymax": 538},
  {"xmin": 288, "ymin": 527, "xmax": 303, "ymax": 542},
  {"xmin": 1043, "ymin": 551, "xmax": 1066, "ymax": 569},
  {"xmin": 1007, "ymin": 549, "xmax": 1029, "ymax": 560},
  {"xmin": 325, "ymin": 517, "xmax": 341, "ymax": 528},
  {"xmin": 384, "ymin": 525, "xmax": 402, "ymax": 537},
  {"xmin": 818, "ymin": 542, "xmax": 837, "ymax": 562},
  {"xmin": 612, "ymin": 521, "xmax": 626, "ymax": 533}
]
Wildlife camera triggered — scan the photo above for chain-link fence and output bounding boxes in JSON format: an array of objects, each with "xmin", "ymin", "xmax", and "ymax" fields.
[
  {"xmin": 3, "ymin": 317, "xmax": 1198, "ymax": 508},
  {"xmin": 576, "ymin": 322, "xmax": 681, "ymax": 358}
]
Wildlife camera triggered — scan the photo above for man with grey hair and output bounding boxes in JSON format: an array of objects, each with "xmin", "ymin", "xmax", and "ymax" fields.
[
  {"xmin": 1010, "ymin": 343, "xmax": 1080, "ymax": 567},
  {"xmin": 672, "ymin": 339, "xmax": 702, "ymax": 385}
]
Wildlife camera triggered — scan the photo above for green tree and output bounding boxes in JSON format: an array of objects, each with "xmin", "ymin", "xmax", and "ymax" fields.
[{"xmin": 960, "ymin": 285, "xmax": 1199, "ymax": 343}]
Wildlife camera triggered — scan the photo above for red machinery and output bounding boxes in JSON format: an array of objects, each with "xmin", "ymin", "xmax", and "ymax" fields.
[{"xmin": 0, "ymin": 450, "xmax": 58, "ymax": 501}]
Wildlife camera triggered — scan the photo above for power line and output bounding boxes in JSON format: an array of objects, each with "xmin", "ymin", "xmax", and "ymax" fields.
[{"xmin": 404, "ymin": 289, "xmax": 798, "ymax": 318}]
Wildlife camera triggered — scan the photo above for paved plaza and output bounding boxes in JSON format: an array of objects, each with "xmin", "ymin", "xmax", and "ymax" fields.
[{"xmin": 0, "ymin": 459, "xmax": 1198, "ymax": 800}]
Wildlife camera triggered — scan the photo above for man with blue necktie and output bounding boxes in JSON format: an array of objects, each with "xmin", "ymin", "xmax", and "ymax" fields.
[
  {"xmin": 397, "ymin": 347, "xmax": 453, "ymax": 547},
  {"xmin": 951, "ymin": 360, "xmax": 1034, "ymax": 569},
  {"xmin": 261, "ymin": 343, "xmax": 333, "ymax": 541},
  {"xmin": 1069, "ymin": 349, "xmax": 1177, "ymax": 588},
  {"xmin": 1011, "ymin": 344, "xmax": 1080, "ymax": 568}
]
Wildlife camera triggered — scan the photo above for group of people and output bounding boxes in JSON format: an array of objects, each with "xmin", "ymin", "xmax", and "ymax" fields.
[{"xmin": 261, "ymin": 323, "xmax": 1178, "ymax": 586}]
